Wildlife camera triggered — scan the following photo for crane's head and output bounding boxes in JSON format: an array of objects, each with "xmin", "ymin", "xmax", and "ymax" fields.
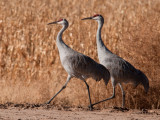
[
  {"xmin": 48, "ymin": 18, "xmax": 68, "ymax": 26},
  {"xmin": 81, "ymin": 14, "xmax": 104, "ymax": 22}
]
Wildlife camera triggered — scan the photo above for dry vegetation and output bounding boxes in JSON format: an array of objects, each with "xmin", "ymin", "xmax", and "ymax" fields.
[{"xmin": 0, "ymin": 0, "xmax": 160, "ymax": 109}]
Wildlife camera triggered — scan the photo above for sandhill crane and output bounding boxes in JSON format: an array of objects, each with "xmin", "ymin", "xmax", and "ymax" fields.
[
  {"xmin": 47, "ymin": 18, "xmax": 110, "ymax": 110},
  {"xmin": 82, "ymin": 14, "xmax": 149, "ymax": 108}
]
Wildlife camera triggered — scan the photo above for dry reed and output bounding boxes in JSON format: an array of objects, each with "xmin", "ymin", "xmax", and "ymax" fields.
[{"xmin": 0, "ymin": 0, "xmax": 160, "ymax": 109}]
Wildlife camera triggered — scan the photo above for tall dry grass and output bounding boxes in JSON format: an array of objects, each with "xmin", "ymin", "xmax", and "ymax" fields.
[{"xmin": 0, "ymin": 0, "xmax": 160, "ymax": 109}]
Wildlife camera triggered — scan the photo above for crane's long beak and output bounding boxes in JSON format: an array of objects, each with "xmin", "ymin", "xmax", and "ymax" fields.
[
  {"xmin": 81, "ymin": 17, "xmax": 93, "ymax": 20},
  {"xmin": 47, "ymin": 21, "xmax": 58, "ymax": 25}
]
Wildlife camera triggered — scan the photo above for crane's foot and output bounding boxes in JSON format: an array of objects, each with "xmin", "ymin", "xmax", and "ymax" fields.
[
  {"xmin": 88, "ymin": 105, "xmax": 94, "ymax": 111},
  {"xmin": 45, "ymin": 101, "xmax": 51, "ymax": 105},
  {"xmin": 44, "ymin": 103, "xmax": 48, "ymax": 105},
  {"xmin": 121, "ymin": 107, "xmax": 129, "ymax": 111}
]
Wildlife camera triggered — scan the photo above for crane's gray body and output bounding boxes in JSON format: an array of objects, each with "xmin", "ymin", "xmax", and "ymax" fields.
[
  {"xmin": 98, "ymin": 46, "xmax": 148, "ymax": 88},
  {"xmin": 56, "ymin": 20, "xmax": 110, "ymax": 84},
  {"xmin": 82, "ymin": 15, "xmax": 149, "ymax": 108},
  {"xmin": 62, "ymin": 52, "xmax": 110, "ymax": 84},
  {"xmin": 46, "ymin": 19, "xmax": 110, "ymax": 110},
  {"xmin": 96, "ymin": 17, "xmax": 149, "ymax": 92}
]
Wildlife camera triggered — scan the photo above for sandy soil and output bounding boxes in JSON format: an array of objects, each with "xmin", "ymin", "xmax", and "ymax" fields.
[{"xmin": 0, "ymin": 103, "xmax": 159, "ymax": 120}]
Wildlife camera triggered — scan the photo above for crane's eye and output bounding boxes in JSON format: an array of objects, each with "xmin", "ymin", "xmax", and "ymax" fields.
[
  {"xmin": 58, "ymin": 19, "xmax": 63, "ymax": 22},
  {"xmin": 93, "ymin": 14, "xmax": 99, "ymax": 17}
]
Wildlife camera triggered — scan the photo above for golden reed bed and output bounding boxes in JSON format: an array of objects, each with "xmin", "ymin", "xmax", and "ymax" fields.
[{"xmin": 0, "ymin": 0, "xmax": 160, "ymax": 109}]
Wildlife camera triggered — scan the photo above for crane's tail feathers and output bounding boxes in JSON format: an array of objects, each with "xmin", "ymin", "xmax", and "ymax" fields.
[
  {"xmin": 94, "ymin": 67, "xmax": 110, "ymax": 86},
  {"xmin": 103, "ymin": 69, "xmax": 110, "ymax": 86},
  {"xmin": 137, "ymin": 69, "xmax": 149, "ymax": 93},
  {"xmin": 91, "ymin": 63, "xmax": 110, "ymax": 86}
]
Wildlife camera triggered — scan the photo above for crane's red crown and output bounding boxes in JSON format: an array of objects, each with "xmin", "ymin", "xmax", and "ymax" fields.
[
  {"xmin": 93, "ymin": 14, "xmax": 100, "ymax": 17},
  {"xmin": 58, "ymin": 19, "xmax": 63, "ymax": 22}
]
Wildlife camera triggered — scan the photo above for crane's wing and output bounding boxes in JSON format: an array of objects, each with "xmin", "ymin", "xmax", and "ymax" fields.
[
  {"xmin": 102, "ymin": 56, "xmax": 137, "ymax": 78},
  {"xmin": 65, "ymin": 53, "xmax": 110, "ymax": 85}
]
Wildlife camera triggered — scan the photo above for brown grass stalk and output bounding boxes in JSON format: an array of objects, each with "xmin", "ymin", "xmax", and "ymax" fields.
[{"xmin": 0, "ymin": 0, "xmax": 160, "ymax": 109}]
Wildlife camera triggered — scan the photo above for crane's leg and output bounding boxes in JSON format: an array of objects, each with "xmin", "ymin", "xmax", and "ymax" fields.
[
  {"xmin": 46, "ymin": 75, "xmax": 72, "ymax": 104},
  {"xmin": 82, "ymin": 79, "xmax": 93, "ymax": 111},
  {"xmin": 91, "ymin": 86, "xmax": 115, "ymax": 107},
  {"xmin": 118, "ymin": 83, "xmax": 125, "ymax": 108}
]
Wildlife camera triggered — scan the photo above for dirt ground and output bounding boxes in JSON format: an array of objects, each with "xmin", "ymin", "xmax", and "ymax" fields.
[{"xmin": 0, "ymin": 103, "xmax": 159, "ymax": 120}]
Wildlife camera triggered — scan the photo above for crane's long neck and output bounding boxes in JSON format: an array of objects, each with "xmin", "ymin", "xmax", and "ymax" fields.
[
  {"xmin": 56, "ymin": 24, "xmax": 70, "ymax": 53},
  {"xmin": 96, "ymin": 21, "xmax": 105, "ymax": 48},
  {"xmin": 96, "ymin": 20, "xmax": 112, "ymax": 61}
]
